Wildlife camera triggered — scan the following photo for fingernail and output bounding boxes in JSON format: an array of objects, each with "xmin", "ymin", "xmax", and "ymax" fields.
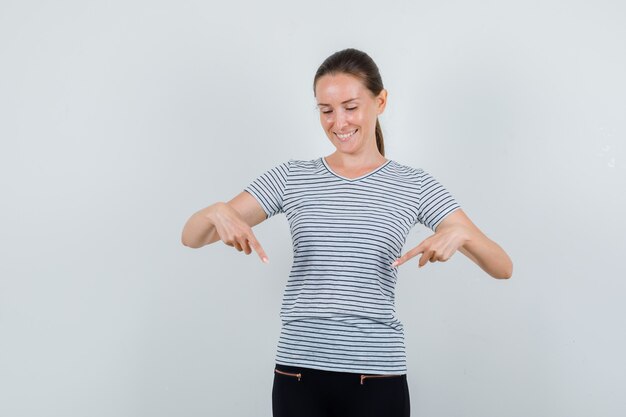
[
  {"xmin": 391, "ymin": 261, "xmax": 398, "ymax": 267},
  {"xmin": 263, "ymin": 257, "xmax": 269, "ymax": 264}
]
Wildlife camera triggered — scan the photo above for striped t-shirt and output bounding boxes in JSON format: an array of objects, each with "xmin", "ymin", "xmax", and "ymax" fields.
[{"xmin": 243, "ymin": 156, "xmax": 461, "ymax": 375}]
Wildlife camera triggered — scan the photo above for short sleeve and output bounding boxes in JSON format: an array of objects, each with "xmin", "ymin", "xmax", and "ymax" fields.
[
  {"xmin": 416, "ymin": 169, "xmax": 461, "ymax": 231},
  {"xmin": 243, "ymin": 160, "xmax": 291, "ymax": 219}
]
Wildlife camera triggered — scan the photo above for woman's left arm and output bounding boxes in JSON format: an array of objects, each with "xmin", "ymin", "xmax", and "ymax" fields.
[{"xmin": 391, "ymin": 209, "xmax": 513, "ymax": 279}]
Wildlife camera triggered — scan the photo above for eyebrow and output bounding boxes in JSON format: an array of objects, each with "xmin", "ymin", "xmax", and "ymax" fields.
[{"xmin": 316, "ymin": 97, "xmax": 359, "ymax": 107}]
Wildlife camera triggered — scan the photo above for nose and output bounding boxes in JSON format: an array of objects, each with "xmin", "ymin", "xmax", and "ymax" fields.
[{"xmin": 333, "ymin": 109, "xmax": 348, "ymax": 131}]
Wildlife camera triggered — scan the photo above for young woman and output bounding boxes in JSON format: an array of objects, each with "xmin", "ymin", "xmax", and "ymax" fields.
[{"xmin": 181, "ymin": 48, "xmax": 513, "ymax": 417}]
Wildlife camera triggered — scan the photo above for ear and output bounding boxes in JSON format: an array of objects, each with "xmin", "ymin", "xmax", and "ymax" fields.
[{"xmin": 377, "ymin": 89, "xmax": 388, "ymax": 114}]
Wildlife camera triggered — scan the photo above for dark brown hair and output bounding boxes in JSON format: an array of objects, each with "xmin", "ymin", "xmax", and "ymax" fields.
[{"xmin": 313, "ymin": 48, "xmax": 386, "ymax": 156}]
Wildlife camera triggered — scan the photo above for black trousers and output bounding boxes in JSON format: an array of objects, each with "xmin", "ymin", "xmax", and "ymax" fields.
[{"xmin": 272, "ymin": 363, "xmax": 410, "ymax": 417}]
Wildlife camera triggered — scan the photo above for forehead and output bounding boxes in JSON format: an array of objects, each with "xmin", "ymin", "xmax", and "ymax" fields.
[{"xmin": 315, "ymin": 73, "xmax": 366, "ymax": 105}]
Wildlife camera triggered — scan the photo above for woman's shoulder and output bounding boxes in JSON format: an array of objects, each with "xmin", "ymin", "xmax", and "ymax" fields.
[
  {"xmin": 385, "ymin": 159, "xmax": 427, "ymax": 177},
  {"xmin": 287, "ymin": 157, "xmax": 320, "ymax": 165},
  {"xmin": 285, "ymin": 157, "xmax": 325, "ymax": 172},
  {"xmin": 260, "ymin": 157, "xmax": 317, "ymax": 170}
]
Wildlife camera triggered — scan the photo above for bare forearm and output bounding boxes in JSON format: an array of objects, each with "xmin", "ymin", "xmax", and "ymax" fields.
[
  {"xmin": 460, "ymin": 231, "xmax": 513, "ymax": 279},
  {"xmin": 181, "ymin": 203, "xmax": 224, "ymax": 248}
]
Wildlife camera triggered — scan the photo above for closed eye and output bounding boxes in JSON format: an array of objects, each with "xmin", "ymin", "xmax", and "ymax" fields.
[{"xmin": 321, "ymin": 107, "xmax": 357, "ymax": 114}]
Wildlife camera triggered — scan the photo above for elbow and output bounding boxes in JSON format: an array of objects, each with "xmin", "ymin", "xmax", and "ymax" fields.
[
  {"xmin": 181, "ymin": 234, "xmax": 200, "ymax": 249},
  {"xmin": 492, "ymin": 261, "xmax": 513, "ymax": 279}
]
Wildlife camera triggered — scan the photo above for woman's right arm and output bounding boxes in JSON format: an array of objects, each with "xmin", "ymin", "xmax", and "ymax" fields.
[{"xmin": 181, "ymin": 191, "xmax": 270, "ymax": 261}]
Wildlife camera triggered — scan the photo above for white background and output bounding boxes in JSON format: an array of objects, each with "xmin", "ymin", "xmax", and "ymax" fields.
[{"xmin": 1, "ymin": 1, "xmax": 625, "ymax": 416}]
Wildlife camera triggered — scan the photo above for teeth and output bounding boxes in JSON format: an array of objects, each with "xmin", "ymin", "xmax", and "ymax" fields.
[{"xmin": 336, "ymin": 129, "xmax": 357, "ymax": 139}]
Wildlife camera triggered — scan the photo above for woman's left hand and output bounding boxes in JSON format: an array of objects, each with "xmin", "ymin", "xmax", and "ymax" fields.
[{"xmin": 391, "ymin": 225, "xmax": 471, "ymax": 268}]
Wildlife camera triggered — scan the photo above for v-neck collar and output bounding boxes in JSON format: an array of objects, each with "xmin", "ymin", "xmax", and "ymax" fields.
[{"xmin": 321, "ymin": 157, "xmax": 392, "ymax": 182}]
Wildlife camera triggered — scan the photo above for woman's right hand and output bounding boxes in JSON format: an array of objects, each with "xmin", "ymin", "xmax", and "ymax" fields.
[{"xmin": 207, "ymin": 202, "xmax": 270, "ymax": 263}]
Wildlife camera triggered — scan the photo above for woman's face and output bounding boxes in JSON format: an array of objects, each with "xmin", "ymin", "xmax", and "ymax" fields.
[{"xmin": 315, "ymin": 73, "xmax": 386, "ymax": 154}]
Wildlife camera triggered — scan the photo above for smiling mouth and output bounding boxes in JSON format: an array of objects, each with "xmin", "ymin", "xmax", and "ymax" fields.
[{"xmin": 335, "ymin": 129, "xmax": 358, "ymax": 140}]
